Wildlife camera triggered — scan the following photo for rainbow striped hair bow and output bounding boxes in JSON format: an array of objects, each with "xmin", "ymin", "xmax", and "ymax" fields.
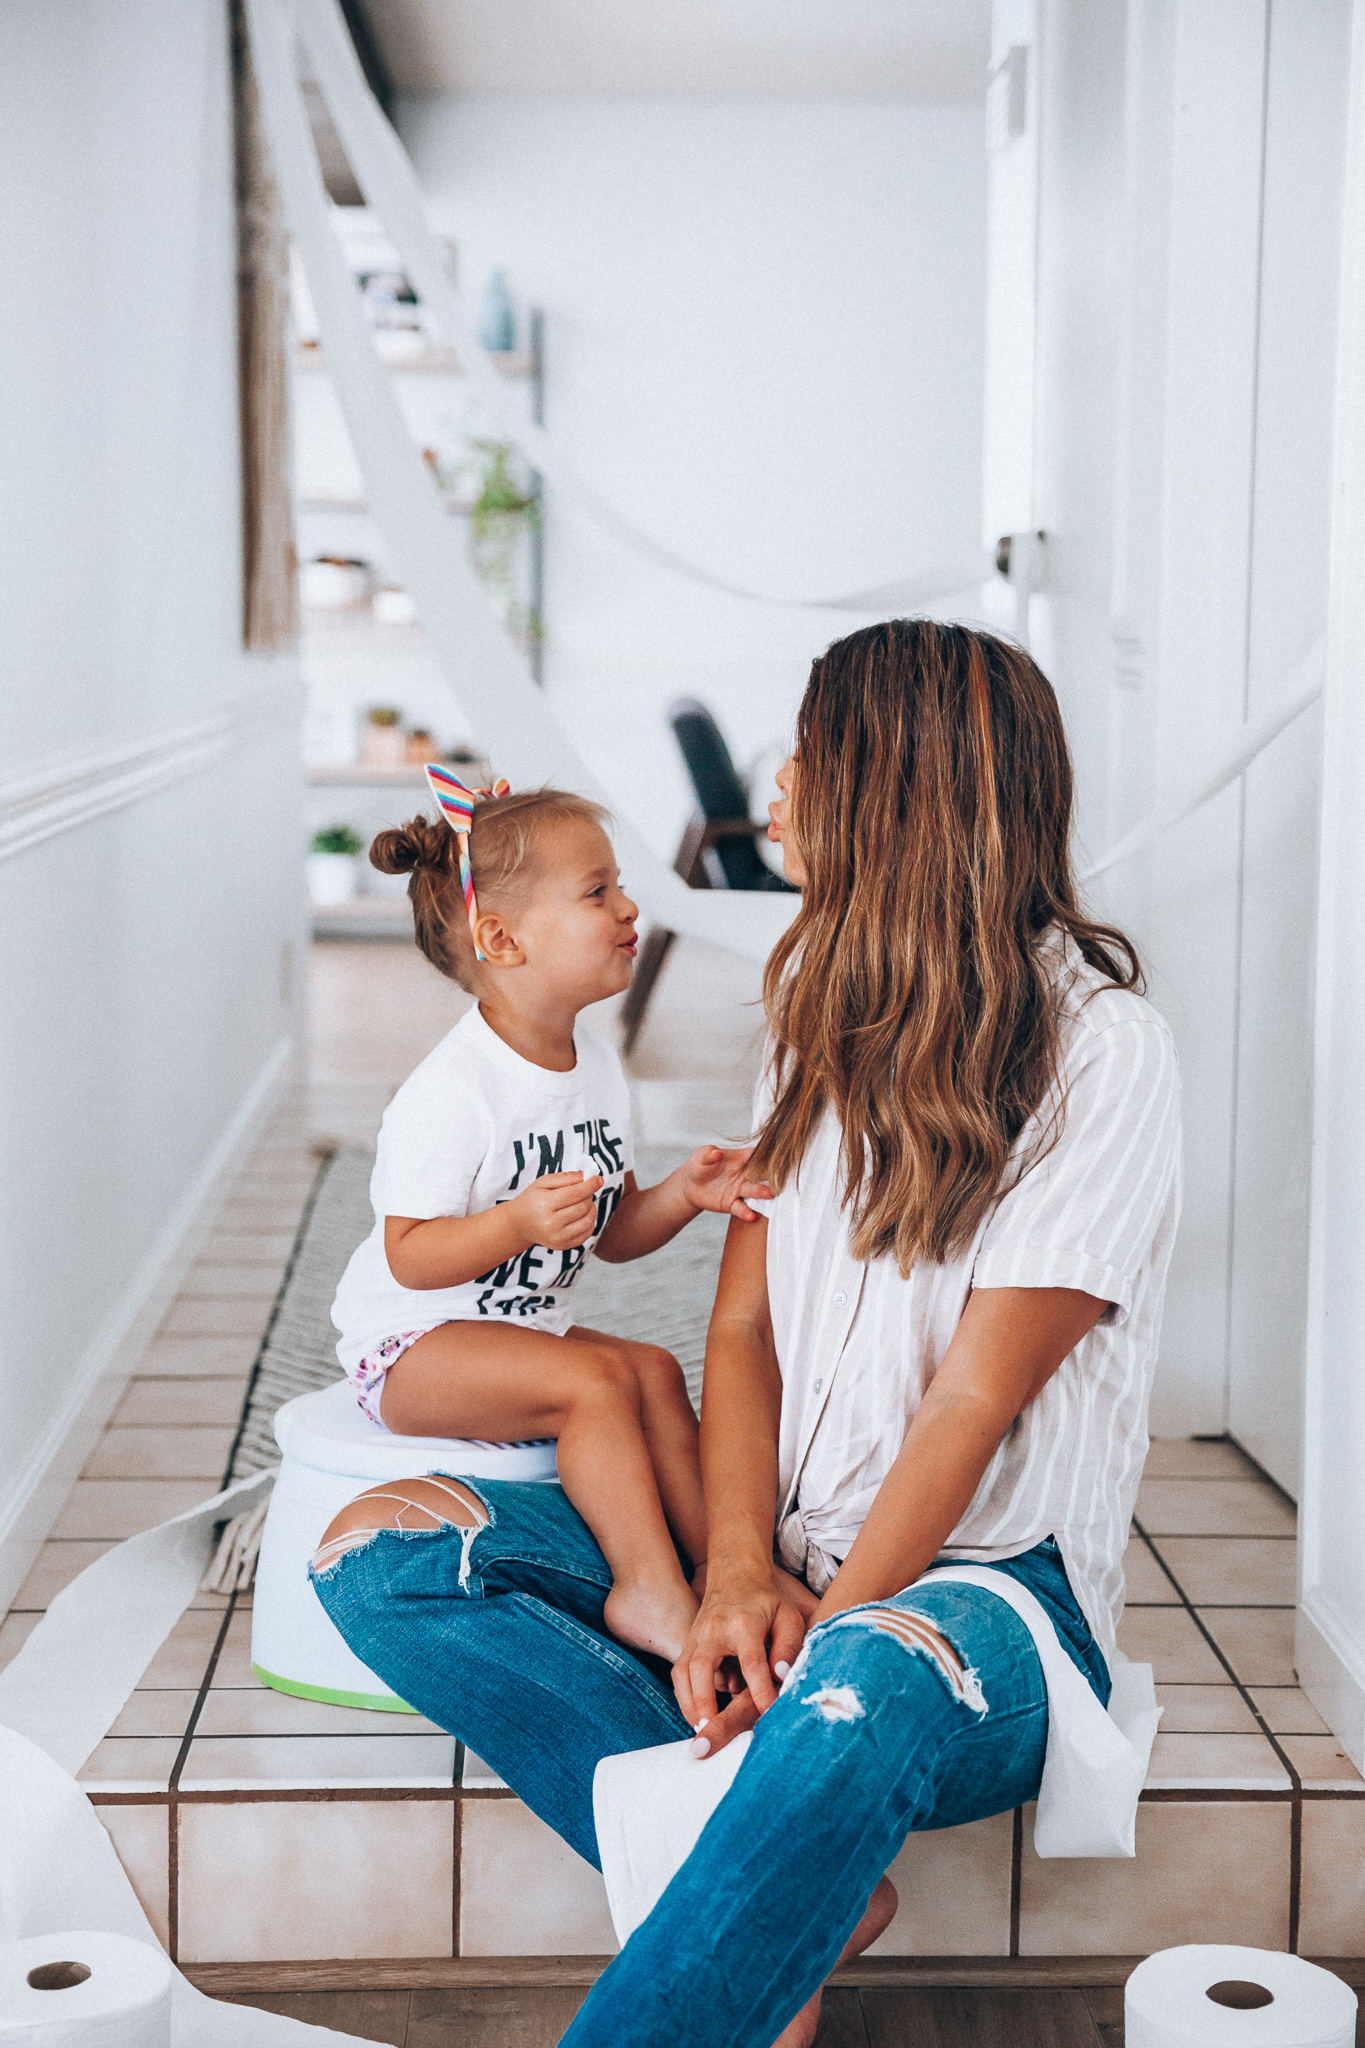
[{"xmin": 425, "ymin": 764, "xmax": 511, "ymax": 961}]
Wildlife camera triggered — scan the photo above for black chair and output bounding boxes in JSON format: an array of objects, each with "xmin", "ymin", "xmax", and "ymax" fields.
[{"xmin": 620, "ymin": 699, "xmax": 796, "ymax": 1056}]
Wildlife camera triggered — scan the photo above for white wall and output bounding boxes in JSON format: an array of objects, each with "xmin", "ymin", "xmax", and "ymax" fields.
[
  {"xmin": 1299, "ymin": 0, "xmax": 1365, "ymax": 1771},
  {"xmin": 394, "ymin": 94, "xmax": 987, "ymax": 860},
  {"xmin": 1226, "ymin": 3, "xmax": 1349, "ymax": 1485},
  {"xmin": 0, "ymin": 0, "xmax": 303, "ymax": 1604},
  {"xmin": 1006, "ymin": 0, "xmax": 1349, "ymax": 1463}
]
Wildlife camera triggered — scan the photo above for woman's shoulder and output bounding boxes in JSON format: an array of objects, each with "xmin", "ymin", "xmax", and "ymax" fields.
[
  {"xmin": 1052, "ymin": 960, "xmax": 1179, "ymax": 1122},
  {"xmin": 1053, "ymin": 937, "xmax": 1174, "ymax": 1049}
]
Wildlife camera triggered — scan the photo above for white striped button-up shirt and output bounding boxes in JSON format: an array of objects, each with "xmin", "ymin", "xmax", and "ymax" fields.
[{"xmin": 754, "ymin": 932, "xmax": 1183, "ymax": 1663}]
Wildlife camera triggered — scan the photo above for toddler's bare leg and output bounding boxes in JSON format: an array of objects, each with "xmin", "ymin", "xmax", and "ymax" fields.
[
  {"xmin": 379, "ymin": 1324, "xmax": 697, "ymax": 1661},
  {"xmin": 567, "ymin": 1327, "xmax": 707, "ymax": 1569}
]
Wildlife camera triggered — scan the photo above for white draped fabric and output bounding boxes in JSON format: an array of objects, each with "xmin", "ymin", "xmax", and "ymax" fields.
[
  {"xmin": 247, "ymin": 0, "xmax": 797, "ymax": 959},
  {"xmin": 246, "ymin": 0, "xmax": 1326, "ymax": 945}
]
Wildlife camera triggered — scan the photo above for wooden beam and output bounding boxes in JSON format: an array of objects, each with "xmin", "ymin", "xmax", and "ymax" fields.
[{"xmin": 184, "ymin": 1954, "xmax": 1365, "ymax": 1997}]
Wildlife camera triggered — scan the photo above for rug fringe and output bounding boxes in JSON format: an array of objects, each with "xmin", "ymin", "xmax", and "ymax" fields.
[{"xmin": 201, "ymin": 1494, "xmax": 272, "ymax": 1593}]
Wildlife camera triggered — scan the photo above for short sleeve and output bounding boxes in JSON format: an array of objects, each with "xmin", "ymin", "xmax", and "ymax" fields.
[
  {"xmin": 371, "ymin": 1064, "xmax": 492, "ymax": 1221},
  {"xmin": 971, "ymin": 1015, "xmax": 1182, "ymax": 1324}
]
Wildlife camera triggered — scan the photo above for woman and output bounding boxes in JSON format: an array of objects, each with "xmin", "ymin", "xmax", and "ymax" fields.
[{"xmin": 312, "ymin": 621, "xmax": 1181, "ymax": 2048}]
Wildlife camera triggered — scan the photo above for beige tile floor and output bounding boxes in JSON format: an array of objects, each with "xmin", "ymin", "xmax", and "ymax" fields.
[{"xmin": 6, "ymin": 939, "xmax": 1365, "ymax": 1974}]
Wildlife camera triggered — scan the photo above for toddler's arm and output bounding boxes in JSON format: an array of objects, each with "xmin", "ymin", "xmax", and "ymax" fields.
[
  {"xmin": 385, "ymin": 1172, "xmax": 603, "ymax": 1290},
  {"xmin": 594, "ymin": 1147, "xmax": 770, "ymax": 1265}
]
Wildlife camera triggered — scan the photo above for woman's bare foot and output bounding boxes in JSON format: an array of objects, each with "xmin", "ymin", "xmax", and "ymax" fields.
[
  {"xmin": 767, "ymin": 1874, "xmax": 898, "ymax": 2048},
  {"xmin": 604, "ymin": 1577, "xmax": 699, "ymax": 1662}
]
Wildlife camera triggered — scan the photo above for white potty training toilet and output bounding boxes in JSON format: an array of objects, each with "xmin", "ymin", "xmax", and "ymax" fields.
[{"xmin": 252, "ymin": 1379, "xmax": 559, "ymax": 1711}]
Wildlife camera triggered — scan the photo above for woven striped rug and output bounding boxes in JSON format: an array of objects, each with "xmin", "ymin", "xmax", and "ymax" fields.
[{"xmin": 227, "ymin": 1144, "xmax": 729, "ymax": 1477}]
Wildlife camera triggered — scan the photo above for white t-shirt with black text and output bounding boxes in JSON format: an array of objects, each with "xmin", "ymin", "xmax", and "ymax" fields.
[{"xmin": 331, "ymin": 1005, "xmax": 634, "ymax": 1374}]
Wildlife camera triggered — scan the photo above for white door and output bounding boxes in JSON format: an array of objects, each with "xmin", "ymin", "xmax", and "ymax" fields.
[{"xmin": 1227, "ymin": 0, "xmax": 1351, "ymax": 1495}]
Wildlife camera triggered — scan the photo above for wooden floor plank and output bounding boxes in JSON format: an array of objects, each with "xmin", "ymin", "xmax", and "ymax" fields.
[
  {"xmin": 184, "ymin": 1955, "xmax": 1150, "ymax": 1996},
  {"xmin": 406, "ymin": 1986, "xmax": 586, "ymax": 2048},
  {"xmin": 1082, "ymin": 1984, "xmax": 1124, "ymax": 2044},
  {"xmin": 862, "ymin": 1987, "xmax": 1107, "ymax": 2048},
  {"xmin": 815, "ymin": 1986, "xmax": 873, "ymax": 2046},
  {"xmin": 215, "ymin": 1990, "xmax": 409, "ymax": 2044}
]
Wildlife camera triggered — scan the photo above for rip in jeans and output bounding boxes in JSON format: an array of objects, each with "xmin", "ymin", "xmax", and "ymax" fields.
[
  {"xmin": 310, "ymin": 1475, "xmax": 491, "ymax": 1589},
  {"xmin": 784, "ymin": 1603, "xmax": 988, "ymax": 1718}
]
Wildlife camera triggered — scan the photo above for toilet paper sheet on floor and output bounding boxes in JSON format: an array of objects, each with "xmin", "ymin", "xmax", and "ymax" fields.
[
  {"xmin": 0, "ymin": 1467, "xmax": 275, "ymax": 1775},
  {"xmin": 0, "ymin": 1728, "xmax": 375, "ymax": 2045}
]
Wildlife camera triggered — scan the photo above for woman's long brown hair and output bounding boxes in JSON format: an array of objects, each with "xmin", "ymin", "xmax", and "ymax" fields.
[{"xmin": 754, "ymin": 619, "xmax": 1142, "ymax": 1274}]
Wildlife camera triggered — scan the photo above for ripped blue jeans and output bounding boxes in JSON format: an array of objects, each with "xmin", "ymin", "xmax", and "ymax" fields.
[{"xmin": 311, "ymin": 1480, "xmax": 1107, "ymax": 2048}]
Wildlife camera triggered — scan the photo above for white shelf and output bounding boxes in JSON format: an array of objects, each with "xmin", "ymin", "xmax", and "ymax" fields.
[
  {"xmin": 308, "ymin": 760, "xmax": 484, "ymax": 788},
  {"xmin": 310, "ymin": 894, "xmax": 413, "ymax": 940},
  {"xmin": 295, "ymin": 341, "xmax": 537, "ymax": 379},
  {"xmin": 298, "ymin": 494, "xmax": 476, "ymax": 516}
]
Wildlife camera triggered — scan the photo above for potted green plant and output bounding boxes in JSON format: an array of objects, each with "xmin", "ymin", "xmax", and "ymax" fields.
[
  {"xmin": 469, "ymin": 441, "xmax": 537, "ymax": 628},
  {"xmin": 308, "ymin": 825, "xmax": 364, "ymax": 906},
  {"xmin": 361, "ymin": 705, "xmax": 406, "ymax": 767}
]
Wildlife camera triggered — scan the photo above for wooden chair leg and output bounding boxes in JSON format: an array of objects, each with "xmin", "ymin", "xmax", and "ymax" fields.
[{"xmin": 621, "ymin": 925, "xmax": 677, "ymax": 1057}]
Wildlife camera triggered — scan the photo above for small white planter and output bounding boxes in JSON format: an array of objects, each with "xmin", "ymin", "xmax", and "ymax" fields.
[
  {"xmin": 299, "ymin": 560, "xmax": 371, "ymax": 611},
  {"xmin": 307, "ymin": 852, "xmax": 361, "ymax": 906}
]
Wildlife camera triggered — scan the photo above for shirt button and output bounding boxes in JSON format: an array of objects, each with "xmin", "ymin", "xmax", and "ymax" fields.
[
  {"xmin": 813, "ymin": 1377, "xmax": 823, "ymax": 1393},
  {"xmin": 831, "ymin": 1290, "xmax": 847, "ymax": 1307}
]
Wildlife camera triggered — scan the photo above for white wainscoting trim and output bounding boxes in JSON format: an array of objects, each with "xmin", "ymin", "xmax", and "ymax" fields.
[
  {"xmin": 1297, "ymin": 1588, "xmax": 1365, "ymax": 1775},
  {"xmin": 0, "ymin": 1033, "xmax": 296, "ymax": 1615},
  {"xmin": 0, "ymin": 669, "xmax": 302, "ymax": 864}
]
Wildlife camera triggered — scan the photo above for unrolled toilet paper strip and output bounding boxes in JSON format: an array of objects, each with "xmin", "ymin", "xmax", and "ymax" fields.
[
  {"xmin": 1125, "ymin": 1945, "xmax": 1357, "ymax": 2048},
  {"xmin": 0, "ymin": 1467, "xmax": 276, "ymax": 1775},
  {"xmin": 0, "ymin": 1929, "xmax": 171, "ymax": 2046},
  {"xmin": 594, "ymin": 1731, "xmax": 754, "ymax": 1946},
  {"xmin": 0, "ymin": 1727, "xmax": 376, "ymax": 2045}
]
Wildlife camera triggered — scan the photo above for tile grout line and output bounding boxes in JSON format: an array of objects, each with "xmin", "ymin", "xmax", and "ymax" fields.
[
  {"xmin": 167, "ymin": 1591, "xmax": 240, "ymax": 1961},
  {"xmin": 453, "ymin": 1742, "xmax": 465, "ymax": 1960},
  {"xmin": 166, "ymin": 1801, "xmax": 178, "ymax": 1968},
  {"xmin": 220, "ymin": 1148, "xmax": 337, "ymax": 1489},
  {"xmin": 1132, "ymin": 1518, "xmax": 1303, "ymax": 1950}
]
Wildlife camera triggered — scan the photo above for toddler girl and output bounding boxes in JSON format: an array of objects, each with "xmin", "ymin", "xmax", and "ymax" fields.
[{"xmin": 330, "ymin": 771, "xmax": 766, "ymax": 1662}]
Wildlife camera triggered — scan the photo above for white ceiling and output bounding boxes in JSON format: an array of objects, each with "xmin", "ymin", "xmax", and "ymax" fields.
[{"xmin": 360, "ymin": 0, "xmax": 990, "ymax": 102}]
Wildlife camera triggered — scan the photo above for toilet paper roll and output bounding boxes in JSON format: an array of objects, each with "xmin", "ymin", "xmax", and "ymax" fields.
[
  {"xmin": 0, "ymin": 1931, "xmax": 171, "ymax": 2047},
  {"xmin": 1126, "ymin": 1945, "xmax": 1357, "ymax": 2048}
]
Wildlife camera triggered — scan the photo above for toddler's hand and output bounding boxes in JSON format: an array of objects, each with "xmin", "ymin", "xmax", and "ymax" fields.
[
  {"xmin": 507, "ymin": 1171, "xmax": 604, "ymax": 1251},
  {"xmin": 680, "ymin": 1144, "xmax": 772, "ymax": 1223}
]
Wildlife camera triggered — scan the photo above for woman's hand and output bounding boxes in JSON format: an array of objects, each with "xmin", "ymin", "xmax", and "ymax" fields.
[
  {"xmin": 678, "ymin": 1145, "xmax": 772, "ymax": 1223},
  {"xmin": 672, "ymin": 1564, "xmax": 808, "ymax": 1755}
]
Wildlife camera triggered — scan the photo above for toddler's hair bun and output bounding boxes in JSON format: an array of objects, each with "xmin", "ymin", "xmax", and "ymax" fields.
[{"xmin": 369, "ymin": 815, "xmax": 453, "ymax": 876}]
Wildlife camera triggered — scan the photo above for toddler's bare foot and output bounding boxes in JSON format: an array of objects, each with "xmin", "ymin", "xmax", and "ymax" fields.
[
  {"xmin": 767, "ymin": 1874, "xmax": 898, "ymax": 2048},
  {"xmin": 603, "ymin": 1577, "xmax": 699, "ymax": 1663}
]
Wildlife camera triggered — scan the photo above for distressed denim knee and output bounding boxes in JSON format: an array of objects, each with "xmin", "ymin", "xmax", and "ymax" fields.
[
  {"xmin": 310, "ymin": 1474, "xmax": 493, "ymax": 1589},
  {"xmin": 780, "ymin": 1596, "xmax": 990, "ymax": 1729}
]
